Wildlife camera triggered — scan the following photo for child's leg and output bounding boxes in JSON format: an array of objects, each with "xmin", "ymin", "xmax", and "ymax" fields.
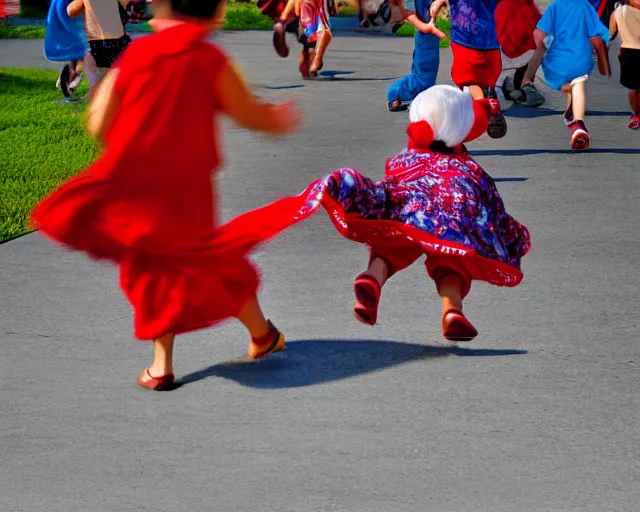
[
  {"xmin": 569, "ymin": 79, "xmax": 586, "ymax": 122},
  {"xmin": 353, "ymin": 246, "xmax": 421, "ymax": 326},
  {"xmin": 149, "ymin": 333, "xmax": 176, "ymax": 376},
  {"xmin": 562, "ymin": 79, "xmax": 590, "ymax": 150},
  {"xmin": 628, "ymin": 89, "xmax": 640, "ymax": 129},
  {"xmin": 426, "ymin": 257, "xmax": 477, "ymax": 341},
  {"xmin": 241, "ymin": 296, "xmax": 286, "ymax": 360},
  {"xmin": 138, "ymin": 332, "xmax": 177, "ymax": 390},
  {"xmin": 467, "ymin": 85, "xmax": 484, "ymax": 100},
  {"xmin": 630, "ymin": 89, "xmax": 639, "ymax": 116}
]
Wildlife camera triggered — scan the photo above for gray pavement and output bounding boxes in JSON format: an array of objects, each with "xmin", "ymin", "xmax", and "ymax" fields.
[{"xmin": 1, "ymin": 32, "xmax": 639, "ymax": 512}]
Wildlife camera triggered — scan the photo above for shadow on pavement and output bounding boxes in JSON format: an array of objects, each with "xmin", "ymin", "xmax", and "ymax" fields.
[
  {"xmin": 178, "ymin": 339, "xmax": 527, "ymax": 389},
  {"xmin": 503, "ymin": 105, "xmax": 630, "ymax": 118},
  {"xmin": 471, "ymin": 148, "xmax": 640, "ymax": 156}
]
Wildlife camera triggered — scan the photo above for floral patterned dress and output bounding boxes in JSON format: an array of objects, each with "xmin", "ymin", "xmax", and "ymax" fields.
[{"xmin": 218, "ymin": 149, "xmax": 531, "ymax": 287}]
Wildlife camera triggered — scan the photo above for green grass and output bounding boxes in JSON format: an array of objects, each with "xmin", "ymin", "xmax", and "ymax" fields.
[
  {"xmin": 0, "ymin": 68, "xmax": 98, "ymax": 243},
  {"xmin": 0, "ymin": 23, "xmax": 45, "ymax": 39},
  {"xmin": 395, "ymin": 16, "xmax": 451, "ymax": 48}
]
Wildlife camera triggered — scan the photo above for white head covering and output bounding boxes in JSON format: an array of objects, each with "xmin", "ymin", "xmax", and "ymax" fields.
[{"xmin": 408, "ymin": 85, "xmax": 476, "ymax": 148}]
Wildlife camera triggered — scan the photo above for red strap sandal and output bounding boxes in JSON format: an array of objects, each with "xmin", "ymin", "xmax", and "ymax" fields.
[
  {"xmin": 248, "ymin": 320, "xmax": 286, "ymax": 360},
  {"xmin": 442, "ymin": 309, "xmax": 478, "ymax": 342},
  {"xmin": 353, "ymin": 273, "xmax": 382, "ymax": 326},
  {"xmin": 137, "ymin": 368, "xmax": 176, "ymax": 391}
]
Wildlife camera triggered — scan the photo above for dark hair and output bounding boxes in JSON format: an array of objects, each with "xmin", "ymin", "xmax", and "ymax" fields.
[{"xmin": 171, "ymin": 0, "xmax": 226, "ymax": 19}]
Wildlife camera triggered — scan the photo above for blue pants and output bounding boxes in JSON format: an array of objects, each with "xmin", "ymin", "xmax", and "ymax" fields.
[{"xmin": 387, "ymin": 31, "xmax": 440, "ymax": 103}]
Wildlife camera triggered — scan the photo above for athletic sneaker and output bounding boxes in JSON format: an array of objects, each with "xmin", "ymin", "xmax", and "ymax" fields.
[
  {"xmin": 387, "ymin": 99, "xmax": 410, "ymax": 112},
  {"xmin": 569, "ymin": 120, "xmax": 590, "ymax": 151},
  {"xmin": 628, "ymin": 116, "xmax": 640, "ymax": 130},
  {"xmin": 68, "ymin": 72, "xmax": 83, "ymax": 95},
  {"xmin": 502, "ymin": 76, "xmax": 523, "ymax": 102},
  {"xmin": 58, "ymin": 64, "xmax": 71, "ymax": 98},
  {"xmin": 518, "ymin": 83, "xmax": 545, "ymax": 107},
  {"xmin": 486, "ymin": 90, "xmax": 507, "ymax": 139}
]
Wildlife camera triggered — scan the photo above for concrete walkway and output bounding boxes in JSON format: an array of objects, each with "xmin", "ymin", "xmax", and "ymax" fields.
[{"xmin": 1, "ymin": 32, "xmax": 639, "ymax": 512}]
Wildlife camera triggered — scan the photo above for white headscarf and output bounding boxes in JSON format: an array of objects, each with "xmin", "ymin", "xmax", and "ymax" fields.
[{"xmin": 408, "ymin": 85, "xmax": 476, "ymax": 148}]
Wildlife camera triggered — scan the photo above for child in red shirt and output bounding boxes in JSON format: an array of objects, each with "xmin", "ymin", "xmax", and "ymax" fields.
[{"xmin": 31, "ymin": 0, "xmax": 302, "ymax": 391}]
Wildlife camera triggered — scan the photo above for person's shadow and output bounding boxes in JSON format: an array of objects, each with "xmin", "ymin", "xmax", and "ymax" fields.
[{"xmin": 177, "ymin": 339, "xmax": 526, "ymax": 389}]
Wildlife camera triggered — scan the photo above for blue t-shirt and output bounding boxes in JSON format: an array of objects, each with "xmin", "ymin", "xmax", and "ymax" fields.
[
  {"xmin": 448, "ymin": 0, "xmax": 499, "ymax": 50},
  {"xmin": 537, "ymin": 0, "xmax": 610, "ymax": 89}
]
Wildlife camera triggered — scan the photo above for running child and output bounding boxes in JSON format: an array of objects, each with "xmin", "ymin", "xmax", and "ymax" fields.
[
  {"xmin": 66, "ymin": 0, "xmax": 132, "ymax": 90},
  {"xmin": 609, "ymin": 0, "xmax": 640, "ymax": 129},
  {"xmin": 521, "ymin": 0, "xmax": 611, "ymax": 150},
  {"xmin": 44, "ymin": 0, "xmax": 87, "ymax": 98},
  {"xmin": 386, "ymin": 0, "xmax": 447, "ymax": 112},
  {"xmin": 431, "ymin": 0, "xmax": 508, "ymax": 138},
  {"xmin": 496, "ymin": 0, "xmax": 546, "ymax": 107},
  {"xmin": 220, "ymin": 85, "xmax": 531, "ymax": 340},
  {"xmin": 270, "ymin": 0, "xmax": 336, "ymax": 77},
  {"xmin": 32, "ymin": 0, "xmax": 302, "ymax": 391}
]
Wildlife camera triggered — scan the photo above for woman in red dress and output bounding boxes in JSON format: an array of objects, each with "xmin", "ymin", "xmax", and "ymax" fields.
[{"xmin": 31, "ymin": 0, "xmax": 302, "ymax": 391}]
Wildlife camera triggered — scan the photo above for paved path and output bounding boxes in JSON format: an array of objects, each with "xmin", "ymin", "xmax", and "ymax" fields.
[{"xmin": 1, "ymin": 32, "xmax": 639, "ymax": 512}]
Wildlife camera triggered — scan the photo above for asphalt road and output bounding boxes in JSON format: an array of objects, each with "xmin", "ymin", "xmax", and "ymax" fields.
[{"xmin": 1, "ymin": 31, "xmax": 639, "ymax": 512}]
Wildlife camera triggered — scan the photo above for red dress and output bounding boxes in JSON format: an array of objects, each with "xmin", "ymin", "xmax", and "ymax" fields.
[{"xmin": 32, "ymin": 23, "xmax": 259, "ymax": 340}]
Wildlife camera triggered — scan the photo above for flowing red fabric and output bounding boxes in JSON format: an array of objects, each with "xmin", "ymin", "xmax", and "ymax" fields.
[
  {"xmin": 495, "ymin": 0, "xmax": 541, "ymax": 59},
  {"xmin": 32, "ymin": 23, "xmax": 260, "ymax": 341},
  {"xmin": 215, "ymin": 178, "xmax": 525, "ymax": 288}
]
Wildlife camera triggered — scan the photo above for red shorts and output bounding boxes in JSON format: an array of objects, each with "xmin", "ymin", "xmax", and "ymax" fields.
[{"xmin": 451, "ymin": 43, "xmax": 502, "ymax": 90}]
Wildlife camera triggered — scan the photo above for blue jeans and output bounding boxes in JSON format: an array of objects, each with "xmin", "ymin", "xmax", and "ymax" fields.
[{"xmin": 387, "ymin": 31, "xmax": 440, "ymax": 103}]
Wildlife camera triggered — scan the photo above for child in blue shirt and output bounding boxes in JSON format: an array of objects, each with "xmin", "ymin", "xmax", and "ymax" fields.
[
  {"xmin": 386, "ymin": 0, "xmax": 446, "ymax": 112},
  {"xmin": 432, "ymin": 0, "xmax": 507, "ymax": 139},
  {"xmin": 521, "ymin": 0, "xmax": 611, "ymax": 150}
]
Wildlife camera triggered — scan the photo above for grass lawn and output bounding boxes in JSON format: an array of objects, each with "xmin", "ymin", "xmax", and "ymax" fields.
[
  {"xmin": 0, "ymin": 23, "xmax": 45, "ymax": 39},
  {"xmin": 0, "ymin": 68, "xmax": 98, "ymax": 243}
]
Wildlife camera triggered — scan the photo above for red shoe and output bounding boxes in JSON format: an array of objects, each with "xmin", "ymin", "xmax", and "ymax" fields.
[
  {"xmin": 248, "ymin": 320, "xmax": 286, "ymax": 360},
  {"xmin": 137, "ymin": 368, "xmax": 175, "ymax": 391},
  {"xmin": 299, "ymin": 48, "xmax": 311, "ymax": 78},
  {"xmin": 628, "ymin": 116, "xmax": 640, "ymax": 130},
  {"xmin": 442, "ymin": 309, "xmax": 478, "ymax": 342},
  {"xmin": 353, "ymin": 273, "xmax": 382, "ymax": 326},
  {"xmin": 272, "ymin": 22, "xmax": 289, "ymax": 58},
  {"xmin": 569, "ymin": 120, "xmax": 590, "ymax": 151}
]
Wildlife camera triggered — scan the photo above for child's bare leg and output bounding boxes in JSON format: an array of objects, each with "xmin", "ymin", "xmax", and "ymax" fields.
[
  {"xmin": 569, "ymin": 80, "xmax": 586, "ymax": 121},
  {"xmin": 364, "ymin": 256, "xmax": 389, "ymax": 286},
  {"xmin": 237, "ymin": 296, "xmax": 270, "ymax": 339},
  {"xmin": 437, "ymin": 273, "xmax": 464, "ymax": 314},
  {"xmin": 138, "ymin": 332, "xmax": 177, "ymax": 390},
  {"xmin": 433, "ymin": 269, "xmax": 477, "ymax": 342},
  {"xmin": 467, "ymin": 85, "xmax": 484, "ymax": 100},
  {"xmin": 149, "ymin": 333, "xmax": 175, "ymax": 376},
  {"xmin": 241, "ymin": 296, "xmax": 285, "ymax": 360},
  {"xmin": 630, "ymin": 89, "xmax": 639, "ymax": 116},
  {"xmin": 353, "ymin": 256, "xmax": 389, "ymax": 326}
]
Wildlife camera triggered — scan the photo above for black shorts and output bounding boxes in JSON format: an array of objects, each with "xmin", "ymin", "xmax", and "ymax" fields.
[
  {"xmin": 89, "ymin": 35, "xmax": 132, "ymax": 69},
  {"xmin": 619, "ymin": 47, "xmax": 640, "ymax": 90}
]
